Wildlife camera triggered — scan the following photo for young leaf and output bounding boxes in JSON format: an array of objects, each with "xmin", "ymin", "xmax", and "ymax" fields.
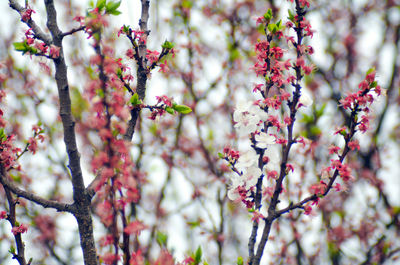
[
  {"xmin": 366, "ymin": 67, "xmax": 376, "ymax": 75},
  {"xmin": 165, "ymin": 106, "xmax": 174, "ymax": 114},
  {"xmin": 9, "ymin": 245, "xmax": 15, "ymax": 255},
  {"xmin": 156, "ymin": 232, "xmax": 168, "ymax": 247},
  {"xmin": 237, "ymin": 257, "xmax": 244, "ymax": 265},
  {"xmin": 263, "ymin": 8, "xmax": 273, "ymax": 21},
  {"xmin": 162, "ymin": 40, "xmax": 175, "ymax": 49},
  {"xmin": 194, "ymin": 246, "xmax": 202, "ymax": 263},
  {"xmin": 13, "ymin": 42, "xmax": 26, "ymax": 52},
  {"xmin": 173, "ymin": 104, "xmax": 192, "ymax": 114},
  {"xmin": 129, "ymin": 93, "xmax": 141, "ymax": 106},
  {"xmin": 106, "ymin": 1, "xmax": 122, "ymax": 15},
  {"xmin": 0, "ymin": 128, "xmax": 7, "ymax": 142},
  {"xmin": 288, "ymin": 9, "xmax": 295, "ymax": 21},
  {"xmin": 96, "ymin": 0, "xmax": 107, "ymax": 11}
]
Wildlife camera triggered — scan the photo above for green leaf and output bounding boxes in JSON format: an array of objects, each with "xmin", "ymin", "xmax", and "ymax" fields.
[
  {"xmin": 315, "ymin": 103, "xmax": 326, "ymax": 119},
  {"xmin": 106, "ymin": 1, "xmax": 121, "ymax": 15},
  {"xmin": 366, "ymin": 67, "xmax": 376, "ymax": 75},
  {"xmin": 96, "ymin": 0, "xmax": 107, "ymax": 11},
  {"xmin": 165, "ymin": 106, "xmax": 174, "ymax": 114},
  {"xmin": 267, "ymin": 23, "xmax": 277, "ymax": 34},
  {"xmin": 96, "ymin": 88, "xmax": 105, "ymax": 98},
  {"xmin": 107, "ymin": 9, "xmax": 121, "ymax": 15},
  {"xmin": 123, "ymin": 25, "xmax": 130, "ymax": 34},
  {"xmin": 9, "ymin": 245, "xmax": 15, "ymax": 255},
  {"xmin": 149, "ymin": 123, "xmax": 158, "ymax": 136},
  {"xmin": 370, "ymin": 81, "xmax": 377, "ymax": 88},
  {"xmin": 218, "ymin": 152, "xmax": 224, "ymax": 159},
  {"xmin": 156, "ymin": 232, "xmax": 168, "ymax": 247},
  {"xmin": 182, "ymin": 0, "xmax": 193, "ymax": 8},
  {"xmin": 162, "ymin": 40, "xmax": 175, "ymax": 49},
  {"xmin": 263, "ymin": 8, "xmax": 272, "ymax": 21},
  {"xmin": 276, "ymin": 19, "xmax": 282, "ymax": 29},
  {"xmin": 13, "ymin": 42, "xmax": 26, "ymax": 52},
  {"xmin": 186, "ymin": 220, "xmax": 201, "ymax": 228},
  {"xmin": 173, "ymin": 104, "xmax": 192, "ymax": 114},
  {"xmin": 288, "ymin": 9, "xmax": 295, "ymax": 21},
  {"xmin": 129, "ymin": 93, "xmax": 142, "ymax": 106},
  {"xmin": 194, "ymin": 246, "xmax": 202, "ymax": 263},
  {"xmin": 229, "ymin": 48, "xmax": 241, "ymax": 61},
  {"xmin": 237, "ymin": 257, "xmax": 244, "ymax": 265},
  {"xmin": 0, "ymin": 128, "xmax": 7, "ymax": 142}
]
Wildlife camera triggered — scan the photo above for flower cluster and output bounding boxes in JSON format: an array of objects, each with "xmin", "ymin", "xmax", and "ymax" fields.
[
  {"xmin": 11, "ymin": 223, "xmax": 28, "ymax": 235},
  {"xmin": 224, "ymin": 4, "xmax": 316, "ymax": 211},
  {"xmin": 339, "ymin": 69, "xmax": 383, "ymax": 133},
  {"xmin": 13, "ymin": 27, "xmax": 60, "ymax": 59}
]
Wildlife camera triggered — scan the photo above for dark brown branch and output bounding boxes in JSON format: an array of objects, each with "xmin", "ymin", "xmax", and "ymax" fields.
[
  {"xmin": 124, "ymin": 0, "xmax": 150, "ymax": 141},
  {"xmin": 43, "ymin": 0, "xmax": 98, "ymax": 264},
  {"xmin": 9, "ymin": 0, "xmax": 52, "ymax": 45},
  {"xmin": 61, "ymin": 26, "xmax": 86, "ymax": 38},
  {"xmin": 0, "ymin": 164, "xmax": 73, "ymax": 212},
  {"xmin": 4, "ymin": 185, "xmax": 27, "ymax": 265}
]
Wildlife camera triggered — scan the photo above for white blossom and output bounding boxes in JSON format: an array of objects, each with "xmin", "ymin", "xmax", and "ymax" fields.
[
  {"xmin": 227, "ymin": 188, "xmax": 240, "ymax": 201},
  {"xmin": 255, "ymin": 132, "xmax": 276, "ymax": 149},
  {"xmin": 244, "ymin": 167, "xmax": 262, "ymax": 189},
  {"xmin": 227, "ymin": 175, "xmax": 243, "ymax": 201},
  {"xmin": 236, "ymin": 149, "xmax": 258, "ymax": 169},
  {"xmin": 264, "ymin": 145, "xmax": 281, "ymax": 172},
  {"xmin": 299, "ymin": 93, "xmax": 313, "ymax": 107},
  {"xmin": 233, "ymin": 101, "xmax": 267, "ymax": 134}
]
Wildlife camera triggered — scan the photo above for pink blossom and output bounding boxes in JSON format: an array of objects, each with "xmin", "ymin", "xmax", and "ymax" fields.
[
  {"xmin": 101, "ymin": 253, "xmax": 120, "ymax": 265},
  {"xmin": 0, "ymin": 211, "xmax": 6, "ymax": 219},
  {"xmin": 159, "ymin": 62, "xmax": 169, "ymax": 73},
  {"xmin": 126, "ymin": 48, "xmax": 135, "ymax": 59},
  {"xmin": 21, "ymin": 8, "xmax": 35, "ymax": 22},
  {"xmin": 251, "ymin": 211, "xmax": 265, "ymax": 223},
  {"xmin": 11, "ymin": 223, "xmax": 28, "ymax": 235},
  {"xmin": 99, "ymin": 235, "xmax": 114, "ymax": 247},
  {"xmin": 310, "ymin": 181, "xmax": 327, "ymax": 195},
  {"xmin": 303, "ymin": 205, "xmax": 312, "ymax": 215},
  {"xmin": 124, "ymin": 220, "xmax": 148, "ymax": 235},
  {"xmin": 28, "ymin": 137, "xmax": 38, "ymax": 154},
  {"xmin": 253, "ymin": 84, "xmax": 264, "ymax": 93},
  {"xmin": 267, "ymin": 170, "xmax": 278, "ymax": 180},
  {"xmin": 154, "ymin": 249, "xmax": 174, "ymax": 265},
  {"xmin": 348, "ymin": 140, "xmax": 360, "ymax": 151},
  {"xmin": 130, "ymin": 250, "xmax": 145, "ymax": 265},
  {"xmin": 146, "ymin": 49, "xmax": 160, "ymax": 64},
  {"xmin": 35, "ymin": 215, "xmax": 56, "ymax": 243},
  {"xmin": 334, "ymin": 127, "xmax": 347, "ymax": 135},
  {"xmin": 328, "ymin": 145, "xmax": 340, "ymax": 155},
  {"xmin": 49, "ymin": 45, "xmax": 60, "ymax": 59},
  {"xmin": 286, "ymin": 164, "xmax": 294, "ymax": 172}
]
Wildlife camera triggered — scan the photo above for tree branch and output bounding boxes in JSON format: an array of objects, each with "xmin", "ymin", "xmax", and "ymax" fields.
[
  {"xmin": 9, "ymin": 0, "xmax": 52, "ymax": 45},
  {"xmin": 43, "ymin": 0, "xmax": 98, "ymax": 264},
  {"xmin": 0, "ymin": 164, "xmax": 73, "ymax": 212},
  {"xmin": 124, "ymin": 0, "xmax": 150, "ymax": 141}
]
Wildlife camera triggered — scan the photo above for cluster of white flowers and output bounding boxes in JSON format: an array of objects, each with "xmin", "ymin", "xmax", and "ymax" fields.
[
  {"xmin": 233, "ymin": 101, "xmax": 268, "ymax": 135},
  {"xmin": 227, "ymin": 95, "xmax": 312, "ymax": 202}
]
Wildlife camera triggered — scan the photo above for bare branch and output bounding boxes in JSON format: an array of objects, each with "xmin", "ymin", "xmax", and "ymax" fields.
[
  {"xmin": 61, "ymin": 26, "xmax": 86, "ymax": 38},
  {"xmin": 0, "ymin": 164, "xmax": 73, "ymax": 212},
  {"xmin": 43, "ymin": 0, "xmax": 98, "ymax": 264}
]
